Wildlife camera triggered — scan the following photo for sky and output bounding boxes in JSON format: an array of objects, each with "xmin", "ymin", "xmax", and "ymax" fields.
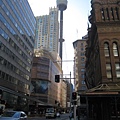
[{"xmin": 28, "ymin": 0, "xmax": 91, "ymax": 81}]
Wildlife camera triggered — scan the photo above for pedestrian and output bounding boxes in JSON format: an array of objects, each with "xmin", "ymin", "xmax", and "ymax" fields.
[
  {"xmin": 0, "ymin": 106, "xmax": 3, "ymax": 115},
  {"xmin": 77, "ymin": 107, "xmax": 80, "ymax": 120}
]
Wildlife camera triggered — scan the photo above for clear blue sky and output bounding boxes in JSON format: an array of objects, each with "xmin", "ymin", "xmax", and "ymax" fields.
[{"xmin": 28, "ymin": 0, "xmax": 91, "ymax": 79}]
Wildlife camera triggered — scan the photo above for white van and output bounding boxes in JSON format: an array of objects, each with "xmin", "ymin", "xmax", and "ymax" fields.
[{"xmin": 45, "ymin": 108, "xmax": 56, "ymax": 119}]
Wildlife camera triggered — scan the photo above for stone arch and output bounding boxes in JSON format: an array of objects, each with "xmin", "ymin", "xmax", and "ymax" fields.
[{"xmin": 100, "ymin": 38, "xmax": 110, "ymax": 46}]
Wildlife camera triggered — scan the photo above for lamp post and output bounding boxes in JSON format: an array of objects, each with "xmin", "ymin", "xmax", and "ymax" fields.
[{"xmin": 53, "ymin": 60, "xmax": 75, "ymax": 113}]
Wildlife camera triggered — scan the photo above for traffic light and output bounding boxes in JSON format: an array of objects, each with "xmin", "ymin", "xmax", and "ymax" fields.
[
  {"xmin": 55, "ymin": 75, "xmax": 60, "ymax": 83},
  {"xmin": 0, "ymin": 89, "xmax": 3, "ymax": 97},
  {"xmin": 72, "ymin": 92, "xmax": 77, "ymax": 100},
  {"xmin": 0, "ymin": 89, "xmax": 2, "ymax": 94},
  {"xmin": 55, "ymin": 100, "xmax": 57, "ymax": 104},
  {"xmin": 72, "ymin": 100, "xmax": 77, "ymax": 105}
]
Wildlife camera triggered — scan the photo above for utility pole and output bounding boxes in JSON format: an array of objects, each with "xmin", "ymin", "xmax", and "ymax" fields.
[
  {"xmin": 74, "ymin": 103, "xmax": 77, "ymax": 120},
  {"xmin": 54, "ymin": 60, "xmax": 75, "ymax": 113},
  {"xmin": 70, "ymin": 72, "xmax": 72, "ymax": 112},
  {"xmin": 72, "ymin": 91, "xmax": 77, "ymax": 120}
]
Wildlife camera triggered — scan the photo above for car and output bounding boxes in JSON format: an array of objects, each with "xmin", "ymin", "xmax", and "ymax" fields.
[
  {"xmin": 69, "ymin": 111, "xmax": 74, "ymax": 119},
  {"xmin": 0, "ymin": 111, "xmax": 27, "ymax": 120},
  {"xmin": 56, "ymin": 112, "xmax": 60, "ymax": 117}
]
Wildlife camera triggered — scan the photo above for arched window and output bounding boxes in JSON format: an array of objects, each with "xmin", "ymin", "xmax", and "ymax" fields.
[
  {"xmin": 113, "ymin": 42, "xmax": 119, "ymax": 56},
  {"xmin": 106, "ymin": 63, "xmax": 112, "ymax": 79},
  {"xmin": 104, "ymin": 42, "xmax": 110, "ymax": 57}
]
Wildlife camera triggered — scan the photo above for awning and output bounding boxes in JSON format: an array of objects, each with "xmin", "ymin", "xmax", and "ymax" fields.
[{"xmin": 79, "ymin": 83, "xmax": 120, "ymax": 97}]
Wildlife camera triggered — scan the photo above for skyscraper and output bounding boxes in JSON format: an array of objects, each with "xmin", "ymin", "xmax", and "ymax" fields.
[
  {"xmin": 35, "ymin": 7, "xmax": 59, "ymax": 53},
  {"xmin": 0, "ymin": 0, "xmax": 36, "ymax": 110}
]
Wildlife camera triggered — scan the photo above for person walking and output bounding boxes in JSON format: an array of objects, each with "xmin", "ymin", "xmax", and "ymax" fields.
[{"xmin": 0, "ymin": 106, "xmax": 3, "ymax": 115}]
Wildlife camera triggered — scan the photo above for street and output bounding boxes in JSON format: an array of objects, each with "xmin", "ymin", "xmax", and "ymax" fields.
[
  {"xmin": 27, "ymin": 113, "xmax": 70, "ymax": 120},
  {"xmin": 27, "ymin": 113, "xmax": 88, "ymax": 120}
]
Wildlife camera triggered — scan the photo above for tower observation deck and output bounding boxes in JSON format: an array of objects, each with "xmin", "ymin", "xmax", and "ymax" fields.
[{"xmin": 57, "ymin": 0, "xmax": 68, "ymax": 62}]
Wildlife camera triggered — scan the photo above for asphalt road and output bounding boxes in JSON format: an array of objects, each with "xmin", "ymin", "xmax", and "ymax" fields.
[{"xmin": 27, "ymin": 113, "xmax": 70, "ymax": 120}]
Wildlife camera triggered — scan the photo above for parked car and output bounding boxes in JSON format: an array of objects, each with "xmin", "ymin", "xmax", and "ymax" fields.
[{"xmin": 0, "ymin": 111, "xmax": 27, "ymax": 120}]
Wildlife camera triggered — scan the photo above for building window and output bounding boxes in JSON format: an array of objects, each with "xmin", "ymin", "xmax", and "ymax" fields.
[
  {"xmin": 111, "ymin": 8, "xmax": 115, "ymax": 20},
  {"xmin": 81, "ymin": 69, "xmax": 85, "ymax": 72},
  {"xmin": 2, "ymin": 72, "xmax": 5, "ymax": 80},
  {"xmin": 106, "ymin": 8, "xmax": 110, "ymax": 20},
  {"xmin": 104, "ymin": 42, "xmax": 110, "ymax": 57},
  {"xmin": 81, "ymin": 43, "xmax": 83, "ymax": 46},
  {"xmin": 81, "ymin": 57, "xmax": 85, "ymax": 61},
  {"xmin": 81, "ymin": 74, "xmax": 85, "ymax": 78},
  {"xmin": 115, "ymin": 63, "xmax": 120, "ymax": 78},
  {"xmin": 101, "ymin": 8, "xmax": 105, "ymax": 20},
  {"xmin": 81, "ymin": 80, "xmax": 85, "ymax": 84},
  {"xmin": 81, "ymin": 86, "xmax": 86, "ymax": 90},
  {"xmin": 115, "ymin": 7, "xmax": 119, "ymax": 20},
  {"xmin": 81, "ymin": 63, "xmax": 85, "ymax": 67},
  {"xmin": 81, "ymin": 52, "xmax": 85, "ymax": 56},
  {"xmin": 113, "ymin": 42, "xmax": 119, "ymax": 56},
  {"xmin": 81, "ymin": 48, "xmax": 84, "ymax": 51},
  {"xmin": 106, "ymin": 63, "xmax": 112, "ymax": 79}
]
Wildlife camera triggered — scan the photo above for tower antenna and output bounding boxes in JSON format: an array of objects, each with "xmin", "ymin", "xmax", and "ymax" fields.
[{"xmin": 57, "ymin": 0, "xmax": 68, "ymax": 68}]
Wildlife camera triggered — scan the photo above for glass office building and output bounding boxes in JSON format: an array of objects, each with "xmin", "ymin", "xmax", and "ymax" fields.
[{"xmin": 0, "ymin": 0, "xmax": 36, "ymax": 110}]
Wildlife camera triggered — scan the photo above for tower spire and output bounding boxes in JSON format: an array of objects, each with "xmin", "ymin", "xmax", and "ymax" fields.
[{"xmin": 57, "ymin": 0, "xmax": 68, "ymax": 64}]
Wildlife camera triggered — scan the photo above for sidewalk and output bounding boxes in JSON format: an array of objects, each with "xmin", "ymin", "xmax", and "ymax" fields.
[{"xmin": 66, "ymin": 116, "xmax": 88, "ymax": 120}]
